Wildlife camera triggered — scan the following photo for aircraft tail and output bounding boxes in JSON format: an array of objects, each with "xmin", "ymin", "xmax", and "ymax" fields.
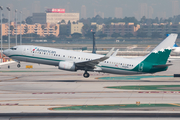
[
  {"xmin": 143, "ymin": 33, "xmax": 178, "ymax": 65},
  {"xmin": 133, "ymin": 34, "xmax": 178, "ymax": 73}
]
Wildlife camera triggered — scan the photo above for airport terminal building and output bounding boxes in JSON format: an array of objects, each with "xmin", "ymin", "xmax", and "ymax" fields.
[{"xmin": 33, "ymin": 8, "xmax": 79, "ymax": 24}]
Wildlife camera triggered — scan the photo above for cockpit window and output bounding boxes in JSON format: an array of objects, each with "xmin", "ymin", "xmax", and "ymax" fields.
[{"xmin": 10, "ymin": 47, "xmax": 17, "ymax": 50}]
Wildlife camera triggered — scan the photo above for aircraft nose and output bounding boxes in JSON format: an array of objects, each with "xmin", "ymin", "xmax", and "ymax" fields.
[{"xmin": 3, "ymin": 49, "xmax": 9, "ymax": 56}]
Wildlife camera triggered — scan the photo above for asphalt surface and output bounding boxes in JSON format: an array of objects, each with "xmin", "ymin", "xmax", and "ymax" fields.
[{"xmin": 0, "ymin": 60, "xmax": 180, "ymax": 119}]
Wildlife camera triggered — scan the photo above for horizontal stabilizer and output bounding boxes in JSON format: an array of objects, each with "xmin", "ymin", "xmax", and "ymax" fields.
[{"xmin": 152, "ymin": 64, "xmax": 172, "ymax": 68}]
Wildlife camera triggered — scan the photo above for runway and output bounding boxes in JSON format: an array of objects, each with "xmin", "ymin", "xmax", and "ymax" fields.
[{"xmin": 0, "ymin": 60, "xmax": 180, "ymax": 119}]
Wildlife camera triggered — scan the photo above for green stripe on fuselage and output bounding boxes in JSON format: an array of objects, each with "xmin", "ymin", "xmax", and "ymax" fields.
[{"xmin": 9, "ymin": 54, "xmax": 61, "ymax": 62}]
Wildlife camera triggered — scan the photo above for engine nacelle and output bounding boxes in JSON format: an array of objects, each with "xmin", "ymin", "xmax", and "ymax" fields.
[{"xmin": 58, "ymin": 61, "xmax": 76, "ymax": 71}]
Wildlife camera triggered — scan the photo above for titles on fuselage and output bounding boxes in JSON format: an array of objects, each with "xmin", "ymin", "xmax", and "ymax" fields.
[{"xmin": 35, "ymin": 48, "xmax": 56, "ymax": 54}]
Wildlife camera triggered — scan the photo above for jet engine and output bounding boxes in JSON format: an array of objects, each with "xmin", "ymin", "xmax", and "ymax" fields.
[{"xmin": 58, "ymin": 61, "xmax": 76, "ymax": 71}]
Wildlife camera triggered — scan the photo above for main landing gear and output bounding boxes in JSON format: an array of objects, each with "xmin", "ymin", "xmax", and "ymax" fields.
[
  {"xmin": 17, "ymin": 62, "xmax": 21, "ymax": 68},
  {"xmin": 83, "ymin": 71, "xmax": 90, "ymax": 78}
]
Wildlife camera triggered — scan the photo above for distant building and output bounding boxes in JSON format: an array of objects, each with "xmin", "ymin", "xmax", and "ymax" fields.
[
  {"xmin": 139, "ymin": 23, "xmax": 180, "ymax": 37},
  {"xmin": 140, "ymin": 3, "xmax": 148, "ymax": 18},
  {"xmin": 33, "ymin": 8, "xmax": 79, "ymax": 24},
  {"xmin": 71, "ymin": 22, "xmax": 84, "ymax": 34},
  {"xmin": 148, "ymin": 6, "xmax": 153, "ymax": 19},
  {"xmin": 33, "ymin": 1, "xmax": 41, "ymax": 13},
  {"xmin": 81, "ymin": 5, "xmax": 86, "ymax": 19},
  {"xmin": 172, "ymin": 0, "xmax": 179, "ymax": 16},
  {"xmin": 1, "ymin": 22, "xmax": 59, "ymax": 37},
  {"xmin": 162, "ymin": 12, "xmax": 167, "ymax": 19},
  {"xmin": 59, "ymin": 23, "xmax": 71, "ymax": 36},
  {"xmin": 102, "ymin": 22, "xmax": 140, "ymax": 37},
  {"xmin": 91, "ymin": 22, "xmax": 103, "ymax": 32},
  {"xmin": 115, "ymin": 7, "xmax": 123, "ymax": 18}
]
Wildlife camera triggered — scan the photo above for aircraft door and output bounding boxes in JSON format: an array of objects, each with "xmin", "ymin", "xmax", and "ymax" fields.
[{"xmin": 22, "ymin": 47, "xmax": 26, "ymax": 55}]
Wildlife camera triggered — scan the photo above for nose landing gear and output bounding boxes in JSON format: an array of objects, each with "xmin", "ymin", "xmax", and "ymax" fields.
[{"xmin": 83, "ymin": 71, "xmax": 90, "ymax": 78}]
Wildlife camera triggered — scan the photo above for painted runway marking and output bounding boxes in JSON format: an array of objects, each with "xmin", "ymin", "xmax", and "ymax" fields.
[
  {"xmin": 1, "ymin": 91, "xmax": 180, "ymax": 95},
  {"xmin": 32, "ymin": 92, "xmax": 75, "ymax": 94},
  {"xmin": 138, "ymin": 91, "xmax": 180, "ymax": 94}
]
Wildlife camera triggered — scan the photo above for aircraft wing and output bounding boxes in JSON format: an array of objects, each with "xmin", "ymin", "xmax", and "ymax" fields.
[{"xmin": 75, "ymin": 48, "xmax": 114, "ymax": 69}]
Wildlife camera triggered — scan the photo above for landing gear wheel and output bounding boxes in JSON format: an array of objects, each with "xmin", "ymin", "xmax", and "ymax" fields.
[
  {"xmin": 83, "ymin": 72, "xmax": 90, "ymax": 78},
  {"xmin": 17, "ymin": 64, "xmax": 21, "ymax": 68}
]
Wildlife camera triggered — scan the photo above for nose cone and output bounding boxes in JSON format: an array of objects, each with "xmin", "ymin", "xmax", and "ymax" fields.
[{"xmin": 3, "ymin": 49, "xmax": 9, "ymax": 56}]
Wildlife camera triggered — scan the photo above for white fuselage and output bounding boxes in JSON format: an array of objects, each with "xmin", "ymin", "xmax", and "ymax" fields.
[
  {"xmin": 173, "ymin": 47, "xmax": 180, "ymax": 53},
  {"xmin": 5, "ymin": 45, "xmax": 144, "ymax": 75}
]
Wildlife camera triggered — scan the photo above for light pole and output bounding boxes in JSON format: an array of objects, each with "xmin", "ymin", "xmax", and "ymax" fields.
[
  {"xmin": 6, "ymin": 7, "xmax": 10, "ymax": 49},
  {"xmin": 0, "ymin": 6, "xmax": 3, "ymax": 63},
  {"xmin": 15, "ymin": 9, "xmax": 17, "ymax": 46},
  {"xmin": 20, "ymin": 11, "xmax": 22, "ymax": 45}
]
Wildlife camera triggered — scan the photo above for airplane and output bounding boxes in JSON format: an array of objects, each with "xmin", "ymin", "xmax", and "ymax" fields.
[
  {"xmin": 3, "ymin": 33, "xmax": 178, "ymax": 78},
  {"xmin": 172, "ymin": 43, "xmax": 180, "ymax": 53}
]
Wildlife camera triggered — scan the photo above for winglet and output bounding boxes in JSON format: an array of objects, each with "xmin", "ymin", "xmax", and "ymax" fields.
[
  {"xmin": 112, "ymin": 49, "xmax": 119, "ymax": 57},
  {"xmin": 173, "ymin": 43, "xmax": 178, "ymax": 47},
  {"xmin": 105, "ymin": 47, "xmax": 114, "ymax": 57}
]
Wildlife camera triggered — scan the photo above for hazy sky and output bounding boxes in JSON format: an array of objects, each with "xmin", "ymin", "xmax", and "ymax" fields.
[{"xmin": 1, "ymin": 0, "xmax": 180, "ymax": 20}]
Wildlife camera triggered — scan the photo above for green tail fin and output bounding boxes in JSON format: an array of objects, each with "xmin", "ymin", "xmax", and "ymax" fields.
[
  {"xmin": 143, "ymin": 33, "xmax": 178, "ymax": 65},
  {"xmin": 133, "ymin": 34, "xmax": 178, "ymax": 73}
]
